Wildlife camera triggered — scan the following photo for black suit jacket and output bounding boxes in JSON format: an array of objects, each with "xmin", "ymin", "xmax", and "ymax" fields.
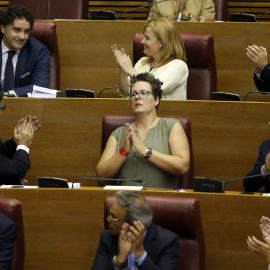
[
  {"xmin": 244, "ymin": 140, "xmax": 270, "ymax": 192},
  {"xmin": 0, "ymin": 36, "xmax": 50, "ymax": 97},
  {"xmin": 0, "ymin": 138, "xmax": 30, "ymax": 185},
  {"xmin": 254, "ymin": 63, "xmax": 270, "ymax": 92},
  {"xmin": 92, "ymin": 224, "xmax": 179, "ymax": 270},
  {"xmin": 0, "ymin": 212, "xmax": 17, "ymax": 270}
]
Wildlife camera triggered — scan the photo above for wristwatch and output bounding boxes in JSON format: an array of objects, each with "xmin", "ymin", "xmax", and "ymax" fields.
[
  {"xmin": 112, "ymin": 256, "xmax": 123, "ymax": 268},
  {"xmin": 182, "ymin": 12, "xmax": 193, "ymax": 21},
  {"xmin": 144, "ymin": 148, "xmax": 152, "ymax": 159}
]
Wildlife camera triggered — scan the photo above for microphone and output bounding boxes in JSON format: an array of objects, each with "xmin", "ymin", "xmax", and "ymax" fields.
[
  {"xmin": 244, "ymin": 91, "xmax": 270, "ymax": 101},
  {"xmin": 71, "ymin": 177, "xmax": 143, "ymax": 188},
  {"xmin": 98, "ymin": 85, "xmax": 129, "ymax": 98},
  {"xmin": 224, "ymin": 172, "xmax": 270, "ymax": 190},
  {"xmin": 194, "ymin": 172, "xmax": 270, "ymax": 193},
  {"xmin": 118, "ymin": 0, "xmax": 169, "ymax": 20},
  {"xmin": 259, "ymin": 12, "xmax": 270, "ymax": 22}
]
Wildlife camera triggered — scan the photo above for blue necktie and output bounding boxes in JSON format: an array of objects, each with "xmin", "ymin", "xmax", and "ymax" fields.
[{"xmin": 4, "ymin": 50, "xmax": 16, "ymax": 91}]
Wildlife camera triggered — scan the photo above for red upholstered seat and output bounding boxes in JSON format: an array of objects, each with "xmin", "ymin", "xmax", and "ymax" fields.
[
  {"xmin": 104, "ymin": 195, "xmax": 205, "ymax": 270},
  {"xmin": 133, "ymin": 32, "xmax": 217, "ymax": 100},
  {"xmin": 0, "ymin": 198, "xmax": 24, "ymax": 270},
  {"xmin": 9, "ymin": 0, "xmax": 89, "ymax": 19},
  {"xmin": 30, "ymin": 21, "xmax": 60, "ymax": 90},
  {"xmin": 213, "ymin": 0, "xmax": 228, "ymax": 21},
  {"xmin": 100, "ymin": 114, "xmax": 194, "ymax": 189}
]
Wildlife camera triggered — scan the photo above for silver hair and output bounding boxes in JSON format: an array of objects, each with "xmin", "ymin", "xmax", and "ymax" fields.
[{"xmin": 116, "ymin": 191, "xmax": 153, "ymax": 228}]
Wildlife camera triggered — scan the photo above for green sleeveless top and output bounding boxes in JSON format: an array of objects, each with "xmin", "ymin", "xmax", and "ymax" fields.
[{"xmin": 112, "ymin": 118, "xmax": 179, "ymax": 188}]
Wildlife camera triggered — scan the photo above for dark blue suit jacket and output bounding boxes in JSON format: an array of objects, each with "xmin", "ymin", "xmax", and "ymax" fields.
[
  {"xmin": 0, "ymin": 36, "xmax": 50, "ymax": 97},
  {"xmin": 0, "ymin": 138, "xmax": 30, "ymax": 185},
  {"xmin": 254, "ymin": 64, "xmax": 270, "ymax": 92},
  {"xmin": 244, "ymin": 140, "xmax": 270, "ymax": 192},
  {"xmin": 92, "ymin": 224, "xmax": 179, "ymax": 270},
  {"xmin": 0, "ymin": 212, "xmax": 17, "ymax": 270}
]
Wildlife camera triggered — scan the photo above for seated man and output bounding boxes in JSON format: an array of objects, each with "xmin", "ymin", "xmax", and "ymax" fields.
[
  {"xmin": 0, "ymin": 212, "xmax": 17, "ymax": 270},
  {"xmin": 148, "ymin": 0, "xmax": 216, "ymax": 22},
  {"xmin": 92, "ymin": 191, "xmax": 179, "ymax": 270},
  {"xmin": 246, "ymin": 45, "xmax": 270, "ymax": 92},
  {"xmin": 0, "ymin": 90, "xmax": 41, "ymax": 185},
  {"xmin": 0, "ymin": 6, "xmax": 50, "ymax": 97},
  {"xmin": 244, "ymin": 140, "xmax": 270, "ymax": 192}
]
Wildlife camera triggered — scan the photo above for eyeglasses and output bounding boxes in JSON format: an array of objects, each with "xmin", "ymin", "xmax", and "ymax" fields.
[
  {"xmin": 127, "ymin": 90, "xmax": 153, "ymax": 100},
  {"xmin": 0, "ymin": 104, "xmax": 6, "ymax": 111},
  {"xmin": 109, "ymin": 208, "xmax": 124, "ymax": 222}
]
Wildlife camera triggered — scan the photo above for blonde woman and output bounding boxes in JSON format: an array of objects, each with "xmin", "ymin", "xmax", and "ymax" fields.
[{"xmin": 111, "ymin": 18, "xmax": 188, "ymax": 100}]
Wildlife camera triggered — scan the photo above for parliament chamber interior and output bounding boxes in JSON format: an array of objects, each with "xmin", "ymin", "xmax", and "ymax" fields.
[{"xmin": 1, "ymin": 0, "xmax": 270, "ymax": 269}]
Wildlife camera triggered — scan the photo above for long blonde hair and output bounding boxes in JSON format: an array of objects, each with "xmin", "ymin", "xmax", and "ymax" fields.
[{"xmin": 142, "ymin": 17, "xmax": 187, "ymax": 68}]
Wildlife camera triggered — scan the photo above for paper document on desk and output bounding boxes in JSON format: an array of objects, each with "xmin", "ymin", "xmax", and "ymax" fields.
[
  {"xmin": 103, "ymin": 186, "xmax": 143, "ymax": 190},
  {"xmin": 28, "ymin": 85, "xmax": 57, "ymax": 98},
  {"xmin": 0, "ymin": 185, "xmax": 38, "ymax": 188}
]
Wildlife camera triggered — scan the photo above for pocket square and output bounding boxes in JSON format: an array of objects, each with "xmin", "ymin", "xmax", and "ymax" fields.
[{"xmin": 21, "ymin": 72, "xmax": 30, "ymax": 79}]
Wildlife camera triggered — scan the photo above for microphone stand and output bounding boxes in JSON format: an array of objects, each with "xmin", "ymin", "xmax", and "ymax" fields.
[
  {"xmin": 244, "ymin": 91, "xmax": 270, "ymax": 101},
  {"xmin": 224, "ymin": 172, "xmax": 270, "ymax": 190},
  {"xmin": 118, "ymin": 0, "xmax": 169, "ymax": 20},
  {"xmin": 98, "ymin": 85, "xmax": 129, "ymax": 98},
  {"xmin": 259, "ymin": 12, "xmax": 270, "ymax": 22}
]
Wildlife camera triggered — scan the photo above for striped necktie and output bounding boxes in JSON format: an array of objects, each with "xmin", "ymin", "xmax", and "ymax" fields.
[{"xmin": 4, "ymin": 50, "xmax": 16, "ymax": 91}]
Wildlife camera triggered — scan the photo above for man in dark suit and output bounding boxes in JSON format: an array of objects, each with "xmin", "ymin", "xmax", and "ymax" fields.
[
  {"xmin": 244, "ymin": 140, "xmax": 270, "ymax": 192},
  {"xmin": 0, "ymin": 6, "xmax": 50, "ymax": 97},
  {"xmin": 0, "ymin": 212, "xmax": 17, "ymax": 270},
  {"xmin": 0, "ymin": 90, "xmax": 41, "ymax": 185},
  {"xmin": 246, "ymin": 45, "xmax": 270, "ymax": 92},
  {"xmin": 92, "ymin": 191, "xmax": 179, "ymax": 270}
]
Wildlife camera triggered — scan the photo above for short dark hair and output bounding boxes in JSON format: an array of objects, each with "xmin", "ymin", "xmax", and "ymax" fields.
[
  {"xmin": 130, "ymin": 72, "xmax": 162, "ymax": 110},
  {"xmin": 116, "ymin": 191, "xmax": 153, "ymax": 228},
  {"xmin": 0, "ymin": 6, "xmax": 34, "ymax": 30}
]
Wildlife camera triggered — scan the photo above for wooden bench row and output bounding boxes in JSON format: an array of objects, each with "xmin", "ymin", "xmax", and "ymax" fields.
[{"xmin": 0, "ymin": 1, "xmax": 270, "ymax": 21}]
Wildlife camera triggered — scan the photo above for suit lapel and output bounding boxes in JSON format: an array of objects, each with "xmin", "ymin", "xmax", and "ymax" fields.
[{"xmin": 143, "ymin": 224, "xmax": 156, "ymax": 255}]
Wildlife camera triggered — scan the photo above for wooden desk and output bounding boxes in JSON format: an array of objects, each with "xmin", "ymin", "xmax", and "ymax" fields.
[
  {"xmin": 2, "ymin": 97, "xmax": 270, "ymax": 191},
  {"xmin": 0, "ymin": 187, "xmax": 268, "ymax": 270},
  {"xmin": 54, "ymin": 20, "xmax": 270, "ymax": 102}
]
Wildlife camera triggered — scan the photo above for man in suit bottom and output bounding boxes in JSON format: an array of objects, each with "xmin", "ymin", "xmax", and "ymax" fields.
[
  {"xmin": 244, "ymin": 140, "xmax": 270, "ymax": 192},
  {"xmin": 0, "ymin": 90, "xmax": 41, "ymax": 185},
  {"xmin": 92, "ymin": 191, "xmax": 179, "ymax": 270},
  {"xmin": 0, "ymin": 212, "xmax": 17, "ymax": 270}
]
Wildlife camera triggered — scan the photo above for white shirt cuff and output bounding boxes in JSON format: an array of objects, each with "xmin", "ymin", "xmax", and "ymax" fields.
[
  {"xmin": 8, "ymin": 90, "xmax": 17, "ymax": 97},
  {"xmin": 16, "ymin": 145, "xmax": 30, "ymax": 154},
  {"xmin": 254, "ymin": 69, "xmax": 261, "ymax": 78}
]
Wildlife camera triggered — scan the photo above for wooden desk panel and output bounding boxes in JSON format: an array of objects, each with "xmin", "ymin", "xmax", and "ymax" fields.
[
  {"xmin": 2, "ymin": 98, "xmax": 270, "ymax": 191},
  {"xmin": 0, "ymin": 187, "xmax": 268, "ymax": 270},
  {"xmin": 55, "ymin": 20, "xmax": 270, "ymax": 102}
]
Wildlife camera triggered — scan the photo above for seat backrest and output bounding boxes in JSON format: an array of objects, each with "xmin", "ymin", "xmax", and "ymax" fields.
[
  {"xmin": 0, "ymin": 198, "xmax": 24, "ymax": 270},
  {"xmin": 133, "ymin": 32, "xmax": 217, "ymax": 100},
  {"xmin": 30, "ymin": 21, "xmax": 60, "ymax": 90},
  {"xmin": 101, "ymin": 114, "xmax": 194, "ymax": 189},
  {"xmin": 104, "ymin": 195, "xmax": 205, "ymax": 270},
  {"xmin": 9, "ymin": 0, "xmax": 89, "ymax": 19},
  {"xmin": 147, "ymin": 0, "xmax": 227, "ymax": 21},
  {"xmin": 213, "ymin": 0, "xmax": 228, "ymax": 21}
]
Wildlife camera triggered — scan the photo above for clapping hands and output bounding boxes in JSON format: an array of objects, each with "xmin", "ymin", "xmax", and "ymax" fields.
[
  {"xmin": 111, "ymin": 44, "xmax": 135, "ymax": 75},
  {"xmin": 247, "ymin": 216, "xmax": 270, "ymax": 264}
]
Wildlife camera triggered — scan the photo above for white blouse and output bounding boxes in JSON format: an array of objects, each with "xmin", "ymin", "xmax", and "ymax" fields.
[{"xmin": 133, "ymin": 57, "xmax": 188, "ymax": 100}]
